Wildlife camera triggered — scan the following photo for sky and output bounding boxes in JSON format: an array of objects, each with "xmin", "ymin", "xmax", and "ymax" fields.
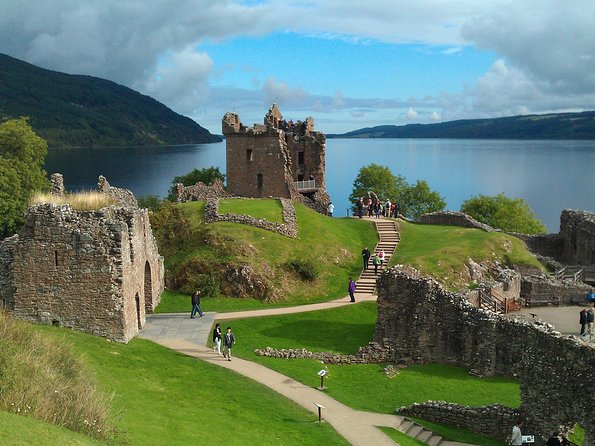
[{"xmin": 1, "ymin": 0, "xmax": 594, "ymax": 134}]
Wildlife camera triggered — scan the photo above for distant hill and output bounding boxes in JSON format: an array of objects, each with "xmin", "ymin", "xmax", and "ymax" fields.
[
  {"xmin": 0, "ymin": 53, "xmax": 221, "ymax": 147},
  {"xmin": 328, "ymin": 111, "xmax": 595, "ymax": 140}
]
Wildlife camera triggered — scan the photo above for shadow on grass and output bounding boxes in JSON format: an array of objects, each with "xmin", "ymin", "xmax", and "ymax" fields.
[{"xmin": 257, "ymin": 319, "xmax": 375, "ymax": 353}]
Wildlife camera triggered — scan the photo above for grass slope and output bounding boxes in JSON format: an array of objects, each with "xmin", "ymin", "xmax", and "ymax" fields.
[
  {"xmin": 0, "ymin": 411, "xmax": 105, "ymax": 446},
  {"xmin": 393, "ymin": 221, "xmax": 543, "ymax": 290},
  {"xmin": 25, "ymin": 324, "xmax": 348, "ymax": 446},
  {"xmin": 158, "ymin": 200, "xmax": 377, "ymax": 311}
]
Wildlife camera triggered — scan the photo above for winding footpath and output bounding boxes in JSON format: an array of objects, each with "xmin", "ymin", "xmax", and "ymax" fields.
[{"xmin": 140, "ymin": 217, "xmax": 474, "ymax": 446}]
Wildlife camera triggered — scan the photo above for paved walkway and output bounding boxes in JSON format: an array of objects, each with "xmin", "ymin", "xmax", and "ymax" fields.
[{"xmin": 140, "ymin": 217, "xmax": 475, "ymax": 445}]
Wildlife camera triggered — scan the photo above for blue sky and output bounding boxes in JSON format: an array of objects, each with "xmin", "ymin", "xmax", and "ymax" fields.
[{"xmin": 1, "ymin": 0, "xmax": 594, "ymax": 134}]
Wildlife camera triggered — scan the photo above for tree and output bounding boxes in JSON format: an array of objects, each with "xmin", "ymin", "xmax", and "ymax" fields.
[
  {"xmin": 460, "ymin": 193, "xmax": 547, "ymax": 234},
  {"xmin": 167, "ymin": 167, "xmax": 226, "ymax": 201},
  {"xmin": 348, "ymin": 163, "xmax": 407, "ymax": 204},
  {"xmin": 0, "ymin": 118, "xmax": 49, "ymax": 237},
  {"xmin": 398, "ymin": 180, "xmax": 446, "ymax": 219}
]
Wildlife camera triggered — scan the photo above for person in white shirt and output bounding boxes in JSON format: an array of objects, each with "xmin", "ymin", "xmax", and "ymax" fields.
[
  {"xmin": 327, "ymin": 202, "xmax": 334, "ymax": 217},
  {"xmin": 511, "ymin": 420, "xmax": 523, "ymax": 446}
]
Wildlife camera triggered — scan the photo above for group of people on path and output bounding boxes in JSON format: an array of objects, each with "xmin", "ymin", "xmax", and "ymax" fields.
[
  {"xmin": 355, "ymin": 197, "xmax": 400, "ymax": 219},
  {"xmin": 361, "ymin": 246, "xmax": 385, "ymax": 274},
  {"xmin": 190, "ymin": 290, "xmax": 236, "ymax": 361}
]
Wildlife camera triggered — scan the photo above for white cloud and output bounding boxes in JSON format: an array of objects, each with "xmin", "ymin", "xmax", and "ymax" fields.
[{"xmin": 405, "ymin": 107, "xmax": 418, "ymax": 120}]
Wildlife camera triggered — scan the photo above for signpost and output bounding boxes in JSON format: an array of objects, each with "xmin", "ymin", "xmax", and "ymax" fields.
[
  {"xmin": 314, "ymin": 402, "xmax": 325, "ymax": 423},
  {"xmin": 317, "ymin": 369, "xmax": 327, "ymax": 389}
]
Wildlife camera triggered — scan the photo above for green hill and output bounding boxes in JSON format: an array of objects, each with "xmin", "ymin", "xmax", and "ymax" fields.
[
  {"xmin": 328, "ymin": 111, "xmax": 595, "ymax": 140},
  {"xmin": 0, "ymin": 53, "xmax": 221, "ymax": 147}
]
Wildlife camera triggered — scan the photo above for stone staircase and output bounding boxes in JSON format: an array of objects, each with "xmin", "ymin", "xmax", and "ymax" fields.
[
  {"xmin": 391, "ymin": 416, "xmax": 445, "ymax": 446},
  {"xmin": 356, "ymin": 218, "xmax": 400, "ymax": 296}
]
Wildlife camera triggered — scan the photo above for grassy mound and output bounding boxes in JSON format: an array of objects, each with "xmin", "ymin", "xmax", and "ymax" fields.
[
  {"xmin": 393, "ymin": 221, "xmax": 544, "ymax": 290},
  {"xmin": 152, "ymin": 199, "xmax": 377, "ymax": 310},
  {"xmin": 0, "ymin": 312, "xmax": 115, "ymax": 440}
]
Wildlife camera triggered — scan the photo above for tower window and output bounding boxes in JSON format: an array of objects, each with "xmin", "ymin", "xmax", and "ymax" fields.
[
  {"xmin": 247, "ymin": 149, "xmax": 253, "ymax": 161},
  {"xmin": 298, "ymin": 151, "xmax": 304, "ymax": 165}
]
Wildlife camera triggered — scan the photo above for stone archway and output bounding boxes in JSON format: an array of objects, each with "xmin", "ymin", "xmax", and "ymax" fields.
[
  {"xmin": 134, "ymin": 293, "xmax": 142, "ymax": 330},
  {"xmin": 144, "ymin": 261, "xmax": 152, "ymax": 312}
]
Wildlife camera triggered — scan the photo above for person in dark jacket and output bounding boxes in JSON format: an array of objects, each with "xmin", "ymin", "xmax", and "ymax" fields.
[
  {"xmin": 348, "ymin": 278, "xmax": 356, "ymax": 303},
  {"xmin": 579, "ymin": 308, "xmax": 588, "ymax": 336},
  {"xmin": 587, "ymin": 308, "xmax": 594, "ymax": 336},
  {"xmin": 362, "ymin": 246, "xmax": 371, "ymax": 270},
  {"xmin": 546, "ymin": 432, "xmax": 561, "ymax": 446},
  {"xmin": 190, "ymin": 290, "xmax": 203, "ymax": 318},
  {"xmin": 223, "ymin": 326, "xmax": 236, "ymax": 361}
]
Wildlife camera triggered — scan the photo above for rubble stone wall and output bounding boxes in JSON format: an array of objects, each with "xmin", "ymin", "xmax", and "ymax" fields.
[
  {"xmin": 398, "ymin": 402, "xmax": 519, "ymax": 441},
  {"xmin": 559, "ymin": 210, "xmax": 595, "ymax": 266},
  {"xmin": 0, "ymin": 235, "xmax": 17, "ymax": 309},
  {"xmin": 175, "ymin": 179, "xmax": 230, "ymax": 203},
  {"xmin": 417, "ymin": 211, "xmax": 496, "ymax": 232},
  {"xmin": 521, "ymin": 274, "xmax": 592, "ymax": 306},
  {"xmin": 375, "ymin": 266, "xmax": 594, "ymax": 445}
]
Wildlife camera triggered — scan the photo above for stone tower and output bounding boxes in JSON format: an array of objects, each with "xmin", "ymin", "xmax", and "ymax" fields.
[{"xmin": 222, "ymin": 104, "xmax": 331, "ymax": 213}]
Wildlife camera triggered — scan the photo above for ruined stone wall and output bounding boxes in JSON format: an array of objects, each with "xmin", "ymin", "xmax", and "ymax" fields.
[
  {"xmin": 512, "ymin": 233, "xmax": 564, "ymax": 260},
  {"xmin": 559, "ymin": 209, "xmax": 595, "ymax": 265},
  {"xmin": 0, "ymin": 235, "xmax": 17, "ymax": 309},
  {"xmin": 7, "ymin": 203, "xmax": 163, "ymax": 342},
  {"xmin": 417, "ymin": 211, "xmax": 496, "ymax": 232},
  {"xmin": 175, "ymin": 179, "xmax": 230, "ymax": 203},
  {"xmin": 521, "ymin": 274, "xmax": 592, "ymax": 306},
  {"xmin": 375, "ymin": 266, "xmax": 594, "ymax": 445}
]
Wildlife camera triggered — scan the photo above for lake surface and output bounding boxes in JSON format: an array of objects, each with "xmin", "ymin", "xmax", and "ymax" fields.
[{"xmin": 45, "ymin": 139, "xmax": 595, "ymax": 232}]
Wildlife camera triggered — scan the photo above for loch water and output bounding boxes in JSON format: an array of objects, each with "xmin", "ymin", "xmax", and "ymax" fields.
[{"xmin": 45, "ymin": 138, "xmax": 595, "ymax": 232}]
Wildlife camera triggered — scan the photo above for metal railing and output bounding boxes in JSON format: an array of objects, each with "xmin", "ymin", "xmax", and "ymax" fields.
[{"xmin": 294, "ymin": 180, "xmax": 317, "ymax": 191}]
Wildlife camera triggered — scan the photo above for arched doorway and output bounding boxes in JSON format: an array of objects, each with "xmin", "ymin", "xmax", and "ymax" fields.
[
  {"xmin": 257, "ymin": 173, "xmax": 263, "ymax": 197},
  {"xmin": 144, "ymin": 261, "xmax": 152, "ymax": 312},
  {"xmin": 135, "ymin": 293, "xmax": 142, "ymax": 330}
]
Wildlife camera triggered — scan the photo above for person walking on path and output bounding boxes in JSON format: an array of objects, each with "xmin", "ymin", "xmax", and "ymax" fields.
[
  {"xmin": 511, "ymin": 420, "xmax": 523, "ymax": 446},
  {"xmin": 579, "ymin": 308, "xmax": 588, "ymax": 336},
  {"xmin": 362, "ymin": 246, "xmax": 371, "ymax": 270},
  {"xmin": 348, "ymin": 278, "xmax": 357, "ymax": 303},
  {"xmin": 587, "ymin": 308, "xmax": 594, "ymax": 336},
  {"xmin": 212, "ymin": 323, "xmax": 222, "ymax": 355},
  {"xmin": 223, "ymin": 326, "xmax": 236, "ymax": 361},
  {"xmin": 190, "ymin": 290, "xmax": 204, "ymax": 318},
  {"xmin": 379, "ymin": 250, "xmax": 385, "ymax": 267},
  {"xmin": 373, "ymin": 253, "xmax": 381, "ymax": 275}
]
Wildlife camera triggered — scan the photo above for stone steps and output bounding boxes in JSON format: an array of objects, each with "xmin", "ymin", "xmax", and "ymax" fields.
[{"xmin": 394, "ymin": 416, "xmax": 444, "ymax": 446}]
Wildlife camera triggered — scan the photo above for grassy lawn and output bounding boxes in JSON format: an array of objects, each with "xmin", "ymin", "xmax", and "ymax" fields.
[
  {"xmin": 218, "ymin": 198, "xmax": 284, "ymax": 223},
  {"xmin": 225, "ymin": 303, "xmax": 521, "ymax": 415},
  {"xmin": 0, "ymin": 411, "xmax": 106, "ymax": 446},
  {"xmin": 378, "ymin": 427, "xmax": 434, "ymax": 446},
  {"xmin": 393, "ymin": 221, "xmax": 544, "ymax": 290},
  {"xmin": 23, "ymin": 324, "xmax": 349, "ymax": 446},
  {"xmin": 157, "ymin": 200, "xmax": 377, "ymax": 311},
  {"xmin": 408, "ymin": 417, "xmax": 505, "ymax": 446}
]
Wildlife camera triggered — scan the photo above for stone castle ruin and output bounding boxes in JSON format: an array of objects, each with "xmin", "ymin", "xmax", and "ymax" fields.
[
  {"xmin": 376, "ymin": 266, "xmax": 594, "ymax": 446},
  {"xmin": 0, "ymin": 174, "xmax": 164, "ymax": 342},
  {"xmin": 222, "ymin": 104, "xmax": 331, "ymax": 214}
]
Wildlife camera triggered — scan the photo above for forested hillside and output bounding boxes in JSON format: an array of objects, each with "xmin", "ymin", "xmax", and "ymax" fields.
[
  {"xmin": 0, "ymin": 53, "xmax": 221, "ymax": 147},
  {"xmin": 329, "ymin": 111, "xmax": 595, "ymax": 140}
]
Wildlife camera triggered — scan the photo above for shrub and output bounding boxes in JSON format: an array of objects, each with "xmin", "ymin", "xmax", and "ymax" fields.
[
  {"xmin": 285, "ymin": 259, "xmax": 319, "ymax": 282},
  {"xmin": 0, "ymin": 312, "xmax": 115, "ymax": 439}
]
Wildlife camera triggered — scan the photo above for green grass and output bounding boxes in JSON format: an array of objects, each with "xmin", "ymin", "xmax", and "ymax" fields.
[
  {"xmin": 393, "ymin": 221, "xmax": 544, "ymax": 290},
  {"xmin": 0, "ymin": 411, "xmax": 106, "ymax": 446},
  {"xmin": 24, "ymin": 324, "xmax": 349, "ymax": 446},
  {"xmin": 226, "ymin": 303, "xmax": 521, "ymax": 414},
  {"xmin": 157, "ymin": 200, "xmax": 377, "ymax": 310},
  {"xmin": 409, "ymin": 417, "xmax": 505, "ymax": 446},
  {"xmin": 218, "ymin": 198, "xmax": 284, "ymax": 223}
]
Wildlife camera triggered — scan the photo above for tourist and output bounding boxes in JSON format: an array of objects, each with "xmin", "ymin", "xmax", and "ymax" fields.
[
  {"xmin": 368, "ymin": 201, "xmax": 374, "ymax": 217},
  {"xmin": 212, "ymin": 323, "xmax": 222, "ymax": 355},
  {"xmin": 375, "ymin": 202, "xmax": 381, "ymax": 219},
  {"xmin": 223, "ymin": 326, "xmax": 236, "ymax": 361},
  {"xmin": 546, "ymin": 432, "xmax": 561, "ymax": 446},
  {"xmin": 362, "ymin": 246, "xmax": 371, "ymax": 270},
  {"xmin": 579, "ymin": 308, "xmax": 588, "ymax": 336},
  {"xmin": 373, "ymin": 253, "xmax": 381, "ymax": 275},
  {"xmin": 327, "ymin": 202, "xmax": 334, "ymax": 217},
  {"xmin": 385, "ymin": 199, "xmax": 391, "ymax": 217},
  {"xmin": 587, "ymin": 308, "xmax": 594, "ymax": 336},
  {"xmin": 379, "ymin": 250, "xmax": 385, "ymax": 267},
  {"xmin": 511, "ymin": 420, "xmax": 523, "ymax": 446},
  {"xmin": 190, "ymin": 290, "xmax": 203, "ymax": 318},
  {"xmin": 348, "ymin": 277, "xmax": 356, "ymax": 303}
]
